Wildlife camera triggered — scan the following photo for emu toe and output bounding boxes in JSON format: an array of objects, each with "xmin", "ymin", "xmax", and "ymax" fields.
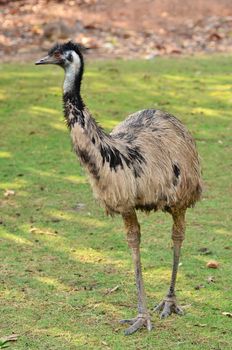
[
  {"xmin": 120, "ymin": 314, "xmax": 153, "ymax": 335},
  {"xmin": 154, "ymin": 296, "xmax": 184, "ymax": 319}
]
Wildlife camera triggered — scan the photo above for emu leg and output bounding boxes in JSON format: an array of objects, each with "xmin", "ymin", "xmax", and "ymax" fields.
[
  {"xmin": 120, "ymin": 211, "xmax": 152, "ymax": 335},
  {"xmin": 154, "ymin": 210, "xmax": 186, "ymax": 318}
]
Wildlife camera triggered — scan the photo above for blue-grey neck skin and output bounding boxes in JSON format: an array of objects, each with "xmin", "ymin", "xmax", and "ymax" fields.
[
  {"xmin": 62, "ymin": 50, "xmax": 85, "ymax": 125},
  {"xmin": 63, "ymin": 51, "xmax": 82, "ymax": 92}
]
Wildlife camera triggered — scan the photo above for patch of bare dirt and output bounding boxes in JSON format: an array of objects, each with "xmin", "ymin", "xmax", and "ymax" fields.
[{"xmin": 0, "ymin": 0, "xmax": 232, "ymax": 62}]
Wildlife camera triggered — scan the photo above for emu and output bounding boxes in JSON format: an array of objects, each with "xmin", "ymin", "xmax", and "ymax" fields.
[{"xmin": 35, "ymin": 41, "xmax": 202, "ymax": 335}]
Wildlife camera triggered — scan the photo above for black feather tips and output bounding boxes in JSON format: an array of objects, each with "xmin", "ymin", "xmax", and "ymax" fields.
[{"xmin": 48, "ymin": 41, "xmax": 87, "ymax": 56}]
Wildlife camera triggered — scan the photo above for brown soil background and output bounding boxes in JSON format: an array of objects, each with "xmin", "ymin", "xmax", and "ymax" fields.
[{"xmin": 1, "ymin": 0, "xmax": 232, "ymax": 61}]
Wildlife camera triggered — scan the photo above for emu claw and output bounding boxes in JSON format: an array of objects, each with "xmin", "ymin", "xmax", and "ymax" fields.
[
  {"xmin": 154, "ymin": 297, "xmax": 184, "ymax": 319},
  {"xmin": 120, "ymin": 314, "xmax": 153, "ymax": 335}
]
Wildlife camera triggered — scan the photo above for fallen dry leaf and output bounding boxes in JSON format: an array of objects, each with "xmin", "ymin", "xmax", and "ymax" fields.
[
  {"xmin": 73, "ymin": 203, "xmax": 86, "ymax": 211},
  {"xmin": 207, "ymin": 276, "xmax": 215, "ymax": 283},
  {"xmin": 194, "ymin": 284, "xmax": 205, "ymax": 290},
  {"xmin": 198, "ymin": 247, "xmax": 212, "ymax": 255},
  {"xmin": 222, "ymin": 312, "xmax": 232, "ymax": 318},
  {"xmin": 181, "ymin": 304, "xmax": 192, "ymax": 310},
  {"xmin": 104, "ymin": 285, "xmax": 119, "ymax": 295},
  {"xmin": 29, "ymin": 227, "xmax": 57, "ymax": 236},
  {"xmin": 1, "ymin": 333, "xmax": 19, "ymax": 342},
  {"xmin": 29, "ymin": 227, "xmax": 37, "ymax": 234},
  {"xmin": 4, "ymin": 190, "xmax": 15, "ymax": 197},
  {"xmin": 207, "ymin": 260, "xmax": 219, "ymax": 269}
]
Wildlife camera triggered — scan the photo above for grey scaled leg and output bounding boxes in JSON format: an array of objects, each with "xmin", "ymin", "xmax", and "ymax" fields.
[
  {"xmin": 154, "ymin": 210, "xmax": 186, "ymax": 318},
  {"xmin": 120, "ymin": 211, "xmax": 152, "ymax": 335}
]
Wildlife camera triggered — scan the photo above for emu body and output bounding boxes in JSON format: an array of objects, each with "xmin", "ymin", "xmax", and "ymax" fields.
[
  {"xmin": 68, "ymin": 107, "xmax": 201, "ymax": 216},
  {"xmin": 36, "ymin": 42, "xmax": 202, "ymax": 335}
]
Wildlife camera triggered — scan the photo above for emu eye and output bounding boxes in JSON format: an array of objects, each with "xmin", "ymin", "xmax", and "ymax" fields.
[
  {"xmin": 67, "ymin": 53, "xmax": 73, "ymax": 62},
  {"xmin": 54, "ymin": 50, "xmax": 61, "ymax": 59}
]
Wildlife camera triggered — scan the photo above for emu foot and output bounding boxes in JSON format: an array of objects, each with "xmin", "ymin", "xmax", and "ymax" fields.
[
  {"xmin": 120, "ymin": 313, "xmax": 153, "ymax": 335},
  {"xmin": 154, "ymin": 296, "xmax": 184, "ymax": 319}
]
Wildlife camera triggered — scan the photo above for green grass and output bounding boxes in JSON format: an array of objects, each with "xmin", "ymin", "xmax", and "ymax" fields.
[{"xmin": 0, "ymin": 55, "xmax": 232, "ymax": 350}]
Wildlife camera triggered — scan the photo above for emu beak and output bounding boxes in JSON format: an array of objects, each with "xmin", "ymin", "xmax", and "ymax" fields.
[{"xmin": 35, "ymin": 55, "xmax": 55, "ymax": 65}]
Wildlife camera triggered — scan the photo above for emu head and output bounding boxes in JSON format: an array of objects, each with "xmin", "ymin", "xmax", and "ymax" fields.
[
  {"xmin": 35, "ymin": 41, "xmax": 86, "ymax": 93},
  {"xmin": 35, "ymin": 41, "xmax": 85, "ymax": 69}
]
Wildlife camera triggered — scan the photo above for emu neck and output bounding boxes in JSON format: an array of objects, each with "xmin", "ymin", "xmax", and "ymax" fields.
[
  {"xmin": 63, "ymin": 66, "xmax": 84, "ymax": 110},
  {"xmin": 62, "ymin": 70, "xmax": 111, "ymax": 182},
  {"xmin": 63, "ymin": 67, "xmax": 103, "ymax": 135},
  {"xmin": 63, "ymin": 65, "xmax": 76, "ymax": 94}
]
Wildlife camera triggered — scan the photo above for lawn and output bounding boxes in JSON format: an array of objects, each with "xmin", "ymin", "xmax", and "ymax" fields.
[{"xmin": 0, "ymin": 55, "xmax": 231, "ymax": 350}]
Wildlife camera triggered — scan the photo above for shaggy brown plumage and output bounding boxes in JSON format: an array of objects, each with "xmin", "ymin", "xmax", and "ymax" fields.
[
  {"xmin": 74, "ymin": 107, "xmax": 202, "ymax": 216},
  {"xmin": 36, "ymin": 41, "xmax": 202, "ymax": 336}
]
